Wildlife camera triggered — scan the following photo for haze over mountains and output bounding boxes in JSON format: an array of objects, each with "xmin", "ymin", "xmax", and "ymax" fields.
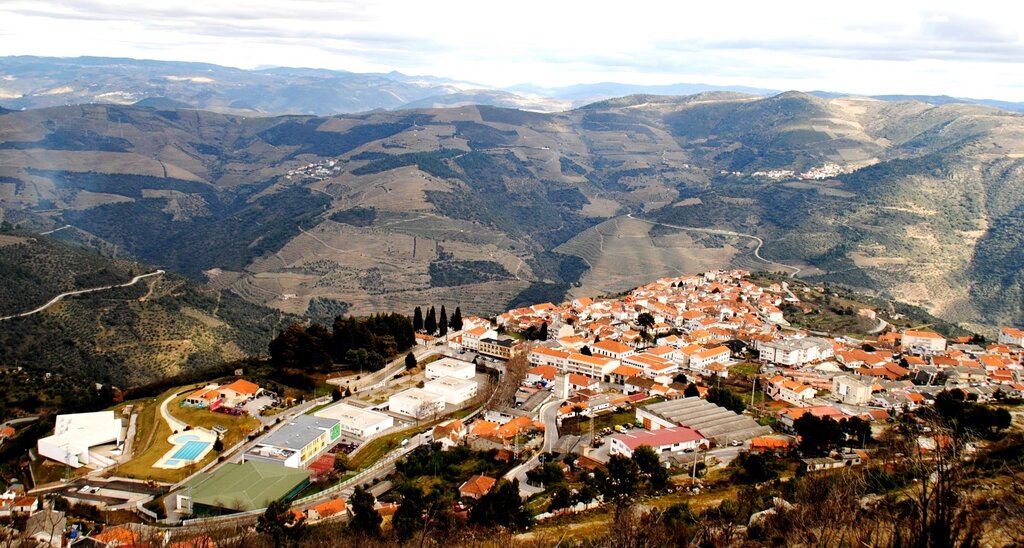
[
  {"xmin": 3, "ymin": 56, "xmax": 1024, "ymax": 116},
  {"xmin": 2, "ymin": 71, "xmax": 1024, "ymax": 337}
]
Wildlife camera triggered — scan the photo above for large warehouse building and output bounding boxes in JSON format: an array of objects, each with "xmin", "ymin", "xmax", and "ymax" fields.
[
  {"xmin": 244, "ymin": 415, "xmax": 340, "ymax": 468},
  {"xmin": 175, "ymin": 461, "xmax": 310, "ymax": 515},
  {"xmin": 637, "ymin": 397, "xmax": 772, "ymax": 445}
]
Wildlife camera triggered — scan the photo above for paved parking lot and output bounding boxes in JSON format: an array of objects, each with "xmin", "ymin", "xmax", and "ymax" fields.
[{"xmin": 243, "ymin": 395, "xmax": 276, "ymax": 417}]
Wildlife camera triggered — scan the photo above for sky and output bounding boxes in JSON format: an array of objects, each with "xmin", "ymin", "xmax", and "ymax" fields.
[{"xmin": 3, "ymin": 0, "xmax": 1024, "ymax": 101}]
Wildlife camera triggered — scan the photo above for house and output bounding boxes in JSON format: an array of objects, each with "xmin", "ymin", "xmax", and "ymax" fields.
[
  {"xmin": 902, "ymin": 330, "xmax": 947, "ymax": 354},
  {"xmin": 568, "ymin": 374, "xmax": 599, "ymax": 391},
  {"xmin": 831, "ymin": 375, "xmax": 873, "ymax": 405},
  {"xmin": 185, "ymin": 379, "xmax": 262, "ymax": 409},
  {"xmin": 765, "ymin": 376, "xmax": 816, "ymax": 405},
  {"xmin": 306, "ymin": 498, "xmax": 346, "ymax": 521},
  {"xmin": 415, "ymin": 333, "xmax": 436, "ymax": 347},
  {"xmin": 528, "ymin": 347, "xmax": 569, "ymax": 371},
  {"xmin": 608, "ymin": 425, "xmax": 708, "ymax": 458},
  {"xmin": 432, "ymin": 420, "xmax": 467, "ymax": 449},
  {"xmin": 525, "ymin": 364, "xmax": 557, "ymax": 384},
  {"xmin": 23, "ymin": 508, "xmax": 65, "ymax": 547},
  {"xmin": 0, "ymin": 495, "xmax": 38, "ymax": 517},
  {"xmin": 461, "ymin": 326, "xmax": 491, "ymax": 351},
  {"xmin": 750, "ymin": 436, "xmax": 792, "ymax": 453},
  {"xmin": 998, "ymin": 327, "xmax": 1024, "ymax": 347},
  {"xmin": 37, "ymin": 411, "xmax": 122, "ymax": 469},
  {"xmin": 459, "ymin": 475, "xmax": 497, "ymax": 500},
  {"xmin": 778, "ymin": 406, "xmax": 845, "ymax": 432},
  {"xmin": 803, "ymin": 453, "xmax": 862, "ymax": 472},
  {"xmin": 425, "ymin": 357, "xmax": 476, "ymax": 380},
  {"xmin": 244, "ymin": 415, "xmax": 341, "ymax": 468}
]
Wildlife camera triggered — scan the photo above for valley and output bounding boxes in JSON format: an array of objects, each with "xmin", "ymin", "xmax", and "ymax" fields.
[{"xmin": 1, "ymin": 91, "xmax": 1023, "ymax": 333}]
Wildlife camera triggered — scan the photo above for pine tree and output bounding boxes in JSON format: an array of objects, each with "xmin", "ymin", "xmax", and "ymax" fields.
[
  {"xmin": 425, "ymin": 306, "xmax": 437, "ymax": 335},
  {"xmin": 413, "ymin": 307, "xmax": 423, "ymax": 332},
  {"xmin": 539, "ymin": 322, "xmax": 548, "ymax": 341},
  {"xmin": 451, "ymin": 307, "xmax": 463, "ymax": 331},
  {"xmin": 405, "ymin": 351, "xmax": 417, "ymax": 370},
  {"xmin": 439, "ymin": 305, "xmax": 448, "ymax": 337}
]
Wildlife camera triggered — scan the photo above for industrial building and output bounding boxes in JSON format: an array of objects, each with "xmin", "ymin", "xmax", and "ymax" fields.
[
  {"xmin": 608, "ymin": 425, "xmax": 709, "ymax": 458},
  {"xmin": 637, "ymin": 397, "xmax": 772, "ymax": 445}
]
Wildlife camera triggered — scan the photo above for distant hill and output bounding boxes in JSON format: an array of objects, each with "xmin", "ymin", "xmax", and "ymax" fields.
[
  {"xmin": 1, "ymin": 91, "xmax": 1023, "ymax": 333},
  {"xmin": 0, "ymin": 232, "xmax": 290, "ymax": 414}
]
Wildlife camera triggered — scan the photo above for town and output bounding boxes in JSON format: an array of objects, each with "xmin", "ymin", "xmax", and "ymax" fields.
[{"xmin": 2, "ymin": 269, "xmax": 1023, "ymax": 545}]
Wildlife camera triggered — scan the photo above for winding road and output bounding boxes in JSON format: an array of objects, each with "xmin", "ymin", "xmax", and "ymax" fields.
[
  {"xmin": 0, "ymin": 270, "xmax": 165, "ymax": 321},
  {"xmin": 626, "ymin": 214, "xmax": 801, "ymax": 278}
]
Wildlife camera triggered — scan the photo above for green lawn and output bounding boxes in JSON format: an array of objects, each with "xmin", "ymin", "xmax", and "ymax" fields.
[{"xmin": 111, "ymin": 386, "xmax": 261, "ymax": 483}]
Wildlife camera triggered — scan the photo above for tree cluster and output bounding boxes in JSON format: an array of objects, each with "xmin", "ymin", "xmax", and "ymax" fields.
[
  {"xmin": 414, "ymin": 305, "xmax": 462, "ymax": 336},
  {"xmin": 268, "ymin": 313, "xmax": 414, "ymax": 372},
  {"xmin": 707, "ymin": 386, "xmax": 746, "ymax": 414}
]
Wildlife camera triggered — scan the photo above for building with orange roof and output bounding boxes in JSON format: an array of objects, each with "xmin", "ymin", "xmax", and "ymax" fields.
[
  {"xmin": 92, "ymin": 525, "xmax": 140, "ymax": 547},
  {"xmin": 459, "ymin": 475, "xmax": 497, "ymax": 500},
  {"xmin": 525, "ymin": 364, "xmax": 558, "ymax": 384},
  {"xmin": 568, "ymin": 374, "xmax": 599, "ymax": 391},
  {"xmin": 307, "ymin": 498, "xmax": 346, "ymax": 521},
  {"xmin": 778, "ymin": 406, "xmax": 845, "ymax": 431},
  {"xmin": 591, "ymin": 339, "xmax": 635, "ymax": 360},
  {"xmin": 170, "ymin": 534, "xmax": 216, "ymax": 548},
  {"xmin": 750, "ymin": 436, "xmax": 792, "ymax": 453},
  {"xmin": 998, "ymin": 327, "xmax": 1024, "ymax": 347}
]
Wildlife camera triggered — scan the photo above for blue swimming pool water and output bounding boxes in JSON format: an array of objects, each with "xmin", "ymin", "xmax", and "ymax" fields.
[
  {"xmin": 175, "ymin": 434, "xmax": 200, "ymax": 443},
  {"xmin": 164, "ymin": 459, "xmax": 181, "ymax": 466},
  {"xmin": 172, "ymin": 440, "xmax": 210, "ymax": 460}
]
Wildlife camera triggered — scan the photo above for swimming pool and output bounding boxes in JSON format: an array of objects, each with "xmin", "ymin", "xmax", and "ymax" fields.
[{"xmin": 172, "ymin": 440, "xmax": 211, "ymax": 461}]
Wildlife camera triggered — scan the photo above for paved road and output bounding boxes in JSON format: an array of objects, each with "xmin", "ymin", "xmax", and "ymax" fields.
[
  {"xmin": 159, "ymin": 390, "xmax": 189, "ymax": 433},
  {"xmin": 627, "ymin": 214, "xmax": 801, "ymax": 277},
  {"xmin": 0, "ymin": 270, "xmax": 165, "ymax": 321},
  {"xmin": 539, "ymin": 398, "xmax": 561, "ymax": 453}
]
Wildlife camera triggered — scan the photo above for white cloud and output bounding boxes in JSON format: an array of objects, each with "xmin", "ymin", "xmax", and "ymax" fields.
[{"xmin": 3, "ymin": 0, "xmax": 1024, "ymax": 100}]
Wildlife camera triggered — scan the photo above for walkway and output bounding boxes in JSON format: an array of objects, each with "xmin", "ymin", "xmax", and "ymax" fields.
[{"xmin": 159, "ymin": 390, "xmax": 188, "ymax": 433}]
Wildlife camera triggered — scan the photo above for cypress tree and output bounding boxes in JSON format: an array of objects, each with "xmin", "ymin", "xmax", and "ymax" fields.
[
  {"xmin": 539, "ymin": 322, "xmax": 548, "ymax": 341},
  {"xmin": 439, "ymin": 305, "xmax": 448, "ymax": 336},
  {"xmin": 451, "ymin": 307, "xmax": 463, "ymax": 331},
  {"xmin": 413, "ymin": 306, "xmax": 423, "ymax": 332},
  {"xmin": 425, "ymin": 306, "xmax": 437, "ymax": 335}
]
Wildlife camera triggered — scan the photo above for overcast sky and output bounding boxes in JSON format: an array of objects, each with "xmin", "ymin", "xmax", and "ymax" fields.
[{"xmin": 3, "ymin": 0, "xmax": 1024, "ymax": 100}]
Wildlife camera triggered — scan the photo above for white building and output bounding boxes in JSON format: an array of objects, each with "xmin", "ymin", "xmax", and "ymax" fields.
[
  {"xmin": 902, "ymin": 330, "xmax": 947, "ymax": 354},
  {"xmin": 758, "ymin": 337, "xmax": 834, "ymax": 366},
  {"xmin": 689, "ymin": 346, "xmax": 732, "ymax": 372},
  {"xmin": 389, "ymin": 388, "xmax": 446, "ymax": 419},
  {"xmin": 37, "ymin": 411, "xmax": 122, "ymax": 468},
  {"xmin": 315, "ymin": 402, "xmax": 394, "ymax": 439},
  {"xmin": 425, "ymin": 357, "xmax": 476, "ymax": 380},
  {"xmin": 832, "ymin": 375, "xmax": 873, "ymax": 405},
  {"xmin": 998, "ymin": 327, "xmax": 1024, "ymax": 347},
  {"xmin": 423, "ymin": 376, "xmax": 478, "ymax": 406},
  {"xmin": 608, "ymin": 426, "xmax": 708, "ymax": 458}
]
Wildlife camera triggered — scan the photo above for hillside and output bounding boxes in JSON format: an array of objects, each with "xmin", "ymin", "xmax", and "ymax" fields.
[
  {"xmin": 0, "ymin": 231, "xmax": 290, "ymax": 415},
  {"xmin": 1, "ymin": 93, "xmax": 1023, "ymax": 331}
]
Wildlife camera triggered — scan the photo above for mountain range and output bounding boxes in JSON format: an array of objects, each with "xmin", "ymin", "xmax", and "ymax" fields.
[
  {"xmin": 3, "ymin": 56, "xmax": 1024, "ymax": 115},
  {"xmin": 1, "ymin": 86, "xmax": 1023, "ymax": 337}
]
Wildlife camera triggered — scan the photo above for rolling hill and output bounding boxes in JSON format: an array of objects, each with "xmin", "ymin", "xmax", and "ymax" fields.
[
  {"xmin": 0, "ymin": 231, "xmax": 290, "ymax": 414},
  {"xmin": 1, "ymin": 91, "xmax": 1023, "ymax": 333}
]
